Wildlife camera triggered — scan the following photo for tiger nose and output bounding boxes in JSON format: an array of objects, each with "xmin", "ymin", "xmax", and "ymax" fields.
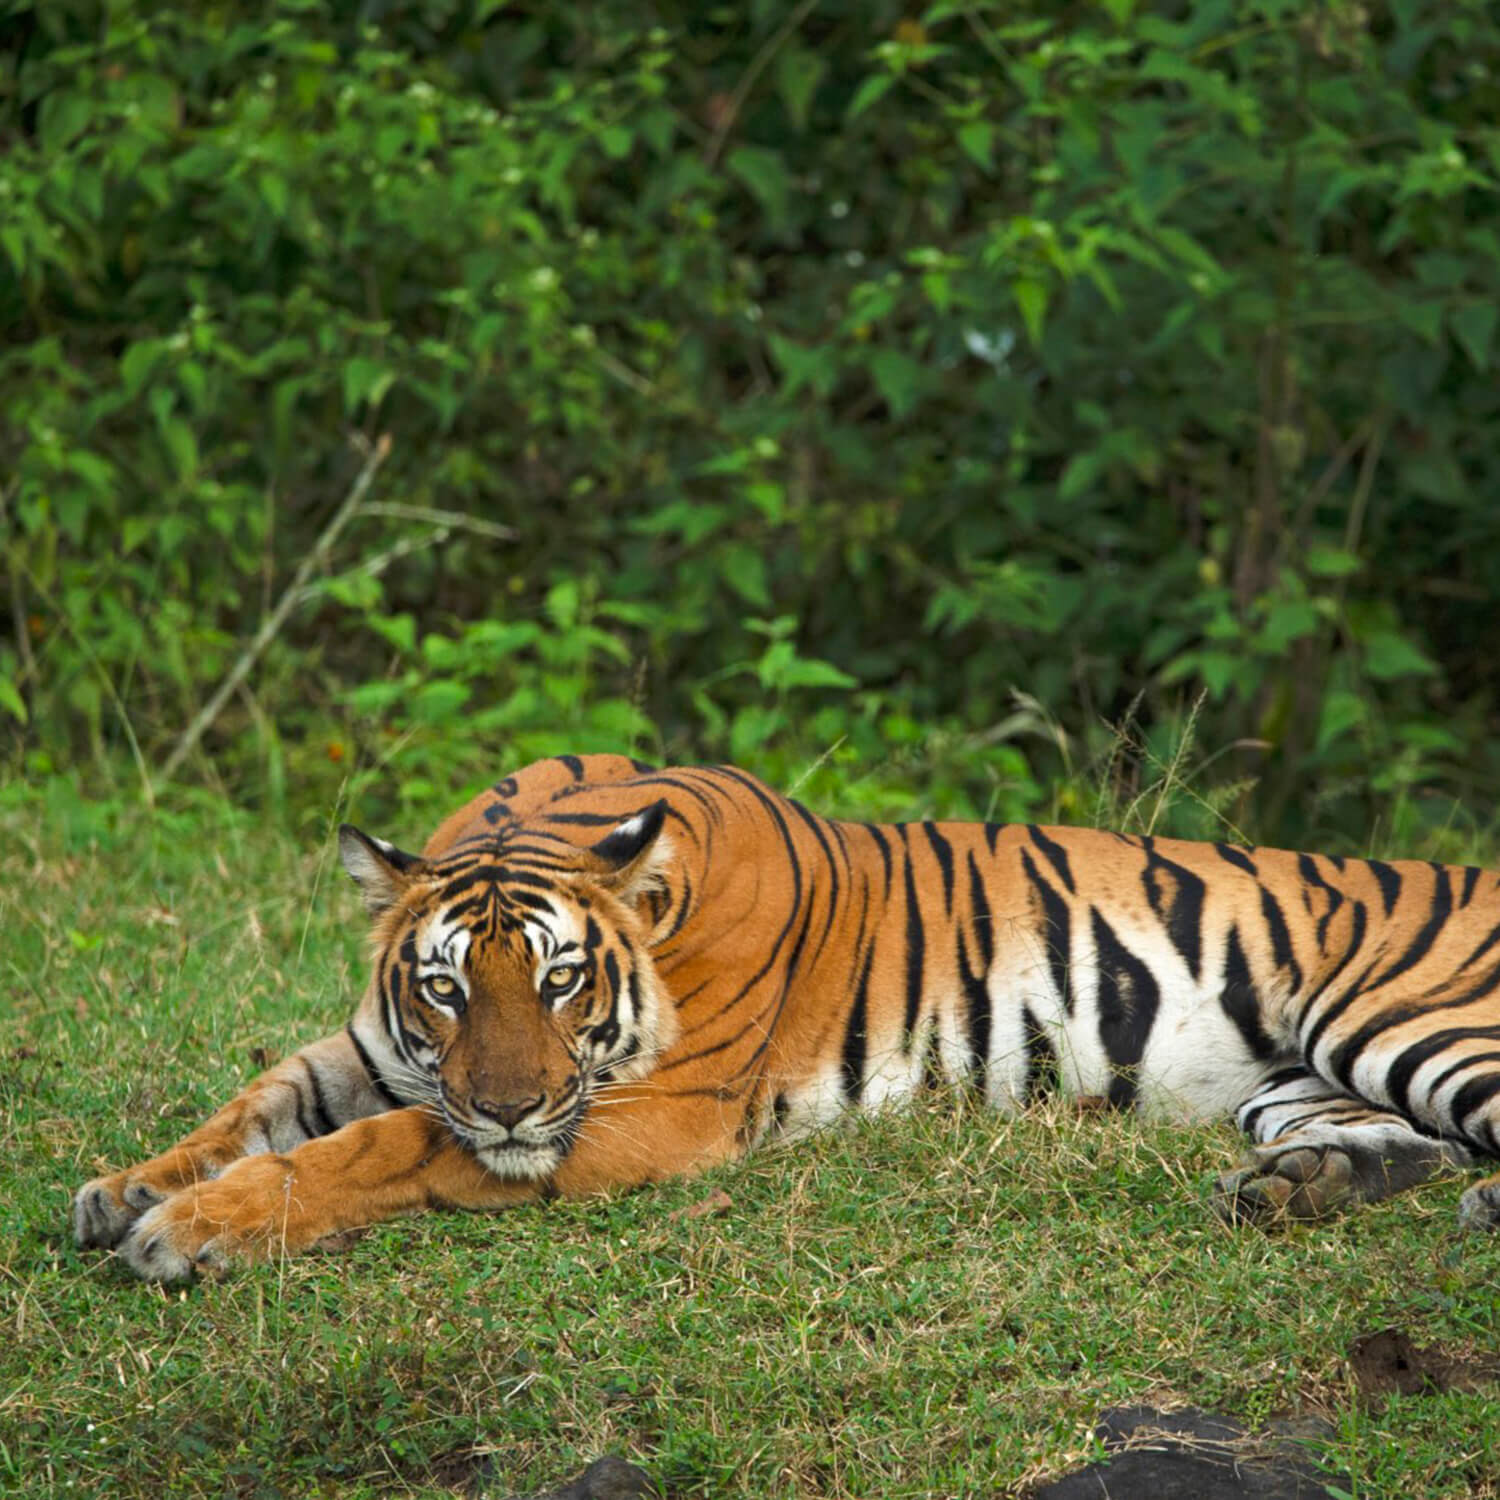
[{"xmin": 471, "ymin": 1094, "xmax": 542, "ymax": 1130}]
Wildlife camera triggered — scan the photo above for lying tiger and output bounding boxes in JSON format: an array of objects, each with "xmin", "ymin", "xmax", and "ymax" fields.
[{"xmin": 74, "ymin": 754, "xmax": 1500, "ymax": 1279}]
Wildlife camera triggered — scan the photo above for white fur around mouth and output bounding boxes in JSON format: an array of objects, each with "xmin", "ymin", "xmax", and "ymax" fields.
[{"xmin": 475, "ymin": 1140, "xmax": 565, "ymax": 1180}]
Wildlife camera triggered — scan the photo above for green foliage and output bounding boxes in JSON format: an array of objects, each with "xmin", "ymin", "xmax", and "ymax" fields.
[{"xmin": 3, "ymin": 0, "xmax": 1499, "ymax": 844}]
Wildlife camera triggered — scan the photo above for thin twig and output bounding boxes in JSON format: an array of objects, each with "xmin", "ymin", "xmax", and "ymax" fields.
[
  {"xmin": 17, "ymin": 564, "xmax": 155, "ymax": 807},
  {"xmin": 156, "ymin": 434, "xmax": 392, "ymax": 789},
  {"xmin": 292, "ymin": 526, "xmax": 452, "ymax": 606},
  {"xmin": 704, "ymin": 0, "xmax": 820, "ymax": 168},
  {"xmin": 360, "ymin": 503, "xmax": 517, "ymax": 542}
]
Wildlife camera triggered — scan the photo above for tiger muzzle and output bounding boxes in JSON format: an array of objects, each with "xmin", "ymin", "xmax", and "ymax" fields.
[{"xmin": 469, "ymin": 1093, "xmax": 543, "ymax": 1131}]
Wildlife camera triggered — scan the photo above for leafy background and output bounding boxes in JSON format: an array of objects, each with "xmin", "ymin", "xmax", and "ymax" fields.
[{"xmin": 3, "ymin": 0, "xmax": 1499, "ymax": 844}]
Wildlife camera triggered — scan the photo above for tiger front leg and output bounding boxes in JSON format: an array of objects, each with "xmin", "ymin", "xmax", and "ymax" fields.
[
  {"xmin": 117, "ymin": 1107, "xmax": 528, "ymax": 1281},
  {"xmin": 73, "ymin": 1030, "xmax": 392, "ymax": 1252}
]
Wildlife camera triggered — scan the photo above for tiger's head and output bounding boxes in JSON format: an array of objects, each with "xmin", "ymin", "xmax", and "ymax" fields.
[{"xmin": 337, "ymin": 802, "xmax": 676, "ymax": 1180}]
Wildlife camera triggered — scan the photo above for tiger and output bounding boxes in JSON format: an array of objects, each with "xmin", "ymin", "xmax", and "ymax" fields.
[{"xmin": 73, "ymin": 753, "xmax": 1500, "ymax": 1280}]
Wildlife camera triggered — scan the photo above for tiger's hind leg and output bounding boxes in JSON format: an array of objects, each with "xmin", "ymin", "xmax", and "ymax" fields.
[{"xmin": 1214, "ymin": 1067, "xmax": 1476, "ymax": 1225}]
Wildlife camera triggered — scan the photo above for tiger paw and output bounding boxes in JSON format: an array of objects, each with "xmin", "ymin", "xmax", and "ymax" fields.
[
  {"xmin": 1213, "ymin": 1146, "xmax": 1355, "ymax": 1225},
  {"xmin": 1457, "ymin": 1177, "xmax": 1500, "ymax": 1231},
  {"xmin": 116, "ymin": 1157, "xmax": 297, "ymax": 1281},
  {"xmin": 73, "ymin": 1171, "xmax": 169, "ymax": 1250}
]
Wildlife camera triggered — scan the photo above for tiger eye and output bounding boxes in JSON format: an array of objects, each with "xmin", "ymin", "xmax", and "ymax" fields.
[
  {"xmin": 545, "ymin": 964, "xmax": 578, "ymax": 990},
  {"xmin": 426, "ymin": 975, "xmax": 458, "ymax": 999}
]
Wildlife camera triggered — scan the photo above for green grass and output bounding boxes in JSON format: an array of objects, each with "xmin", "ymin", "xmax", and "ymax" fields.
[{"xmin": 5, "ymin": 803, "xmax": 1500, "ymax": 1499}]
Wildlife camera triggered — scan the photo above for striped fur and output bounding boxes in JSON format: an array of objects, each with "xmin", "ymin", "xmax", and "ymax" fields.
[{"xmin": 74, "ymin": 754, "xmax": 1500, "ymax": 1278}]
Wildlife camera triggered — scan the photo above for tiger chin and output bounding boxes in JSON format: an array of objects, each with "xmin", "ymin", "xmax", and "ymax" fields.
[{"xmin": 74, "ymin": 752, "xmax": 1500, "ymax": 1282}]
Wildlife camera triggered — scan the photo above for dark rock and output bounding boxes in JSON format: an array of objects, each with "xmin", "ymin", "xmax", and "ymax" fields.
[
  {"xmin": 1030, "ymin": 1404, "xmax": 1344, "ymax": 1500},
  {"xmin": 500, "ymin": 1455, "xmax": 658, "ymax": 1500}
]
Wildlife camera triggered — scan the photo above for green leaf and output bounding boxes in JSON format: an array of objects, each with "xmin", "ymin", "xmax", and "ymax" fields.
[
  {"xmin": 342, "ymin": 357, "xmax": 395, "ymax": 414},
  {"xmin": 778, "ymin": 657, "xmax": 857, "ymax": 690},
  {"xmin": 367, "ymin": 612, "xmax": 416, "ymax": 654},
  {"xmin": 726, "ymin": 146, "xmax": 793, "ymax": 232},
  {"xmin": 1396, "ymin": 298, "xmax": 1444, "ymax": 345},
  {"xmin": 159, "ymin": 416, "xmax": 198, "ymax": 481},
  {"xmin": 1451, "ymin": 302, "xmax": 1497, "ymax": 372},
  {"xmin": 598, "ymin": 125, "xmax": 634, "ymax": 160},
  {"xmin": 846, "ymin": 73, "xmax": 895, "ymax": 121},
  {"xmin": 1012, "ymin": 278, "xmax": 1049, "ymax": 347},
  {"xmin": 1058, "ymin": 450, "xmax": 1105, "ymax": 502},
  {"xmin": 1316, "ymin": 691, "xmax": 1365, "ymax": 751},
  {"xmin": 1302, "ymin": 544, "xmax": 1361, "ymax": 578},
  {"xmin": 1363, "ymin": 630, "xmax": 1438, "ymax": 681},
  {"xmin": 39, "ymin": 91, "xmax": 92, "ymax": 154},
  {"xmin": 769, "ymin": 334, "xmax": 840, "ymax": 399},
  {"xmin": 869, "ymin": 349, "xmax": 925, "ymax": 419},
  {"xmin": 1257, "ymin": 599, "xmax": 1320, "ymax": 654},
  {"xmin": 775, "ymin": 47, "xmax": 826, "ymax": 131},
  {"xmin": 0, "ymin": 674, "xmax": 28, "ymax": 725},
  {"xmin": 121, "ymin": 341, "xmax": 161, "ymax": 397},
  {"xmin": 720, "ymin": 545, "xmax": 770, "ymax": 608},
  {"xmin": 957, "ymin": 121, "xmax": 994, "ymax": 172}
]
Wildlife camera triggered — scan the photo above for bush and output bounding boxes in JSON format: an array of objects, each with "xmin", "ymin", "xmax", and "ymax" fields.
[{"xmin": 3, "ymin": 0, "xmax": 1498, "ymax": 845}]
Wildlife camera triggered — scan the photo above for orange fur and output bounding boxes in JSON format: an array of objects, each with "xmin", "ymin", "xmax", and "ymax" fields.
[{"xmin": 75, "ymin": 755, "xmax": 1500, "ymax": 1279}]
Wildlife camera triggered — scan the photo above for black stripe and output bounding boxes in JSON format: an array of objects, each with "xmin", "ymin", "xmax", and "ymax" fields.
[
  {"xmin": 1090, "ymin": 908, "xmax": 1161, "ymax": 1109},
  {"xmin": 786, "ymin": 797, "xmax": 843, "ymax": 966},
  {"xmin": 1258, "ymin": 885, "xmax": 1304, "ymax": 992},
  {"xmin": 1214, "ymin": 842, "xmax": 1257, "ymax": 876},
  {"xmin": 557, "ymin": 754, "xmax": 585, "ymax": 780},
  {"xmin": 1460, "ymin": 865, "xmax": 1482, "ymax": 907},
  {"xmin": 1298, "ymin": 852, "xmax": 1345, "ymax": 951},
  {"xmin": 1021, "ymin": 848, "xmax": 1073, "ymax": 1015},
  {"xmin": 1370, "ymin": 864, "xmax": 1452, "ymax": 991},
  {"xmin": 301, "ymin": 1058, "xmax": 339, "ymax": 1135},
  {"xmin": 923, "ymin": 822, "xmax": 956, "ymax": 912},
  {"xmin": 861, "ymin": 823, "xmax": 893, "ymax": 898},
  {"xmin": 1459, "ymin": 919, "xmax": 1500, "ymax": 975},
  {"xmin": 967, "ymin": 850, "xmax": 994, "ymax": 972},
  {"xmin": 1386, "ymin": 1026, "xmax": 1500, "ymax": 1123},
  {"xmin": 1027, "ymin": 826, "xmax": 1075, "ymax": 894},
  {"xmin": 291, "ymin": 1091, "xmax": 319, "ymax": 1143},
  {"xmin": 1448, "ymin": 1073, "xmax": 1500, "ymax": 1142},
  {"xmin": 1367, "ymin": 860, "xmax": 1402, "ymax": 919},
  {"xmin": 1142, "ymin": 848, "xmax": 1206, "ymax": 982},
  {"xmin": 1297, "ymin": 901, "xmax": 1372, "ymax": 1062},
  {"xmin": 899, "ymin": 827, "xmax": 926, "ymax": 1044},
  {"xmin": 984, "ymin": 823, "xmax": 1004, "ymax": 856},
  {"xmin": 345, "ymin": 1024, "xmax": 405, "ymax": 1109},
  {"xmin": 960, "ymin": 854, "xmax": 994, "ymax": 1090},
  {"xmin": 1219, "ymin": 926, "xmax": 1277, "ymax": 1060},
  {"xmin": 1022, "ymin": 1006, "xmax": 1058, "ymax": 1101}
]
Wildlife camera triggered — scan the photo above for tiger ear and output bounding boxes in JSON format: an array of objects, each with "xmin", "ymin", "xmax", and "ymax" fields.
[
  {"xmin": 587, "ymin": 800, "xmax": 671, "ymax": 903},
  {"xmin": 338, "ymin": 825, "xmax": 425, "ymax": 914}
]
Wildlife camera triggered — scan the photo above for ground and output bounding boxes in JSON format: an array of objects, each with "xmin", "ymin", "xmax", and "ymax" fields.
[{"xmin": 5, "ymin": 809, "xmax": 1500, "ymax": 1497}]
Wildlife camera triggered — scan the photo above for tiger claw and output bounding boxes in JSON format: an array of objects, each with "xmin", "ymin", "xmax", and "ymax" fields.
[{"xmin": 1213, "ymin": 1147, "xmax": 1356, "ymax": 1226}]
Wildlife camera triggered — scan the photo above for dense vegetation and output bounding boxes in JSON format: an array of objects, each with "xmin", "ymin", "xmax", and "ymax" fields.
[{"xmin": 4, "ymin": 0, "xmax": 1499, "ymax": 848}]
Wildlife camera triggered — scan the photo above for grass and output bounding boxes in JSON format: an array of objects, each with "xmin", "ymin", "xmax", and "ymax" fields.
[{"xmin": 5, "ymin": 798, "xmax": 1500, "ymax": 1499}]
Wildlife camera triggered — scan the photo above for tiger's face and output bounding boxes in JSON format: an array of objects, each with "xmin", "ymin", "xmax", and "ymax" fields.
[{"xmin": 338, "ymin": 803, "xmax": 675, "ymax": 1180}]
